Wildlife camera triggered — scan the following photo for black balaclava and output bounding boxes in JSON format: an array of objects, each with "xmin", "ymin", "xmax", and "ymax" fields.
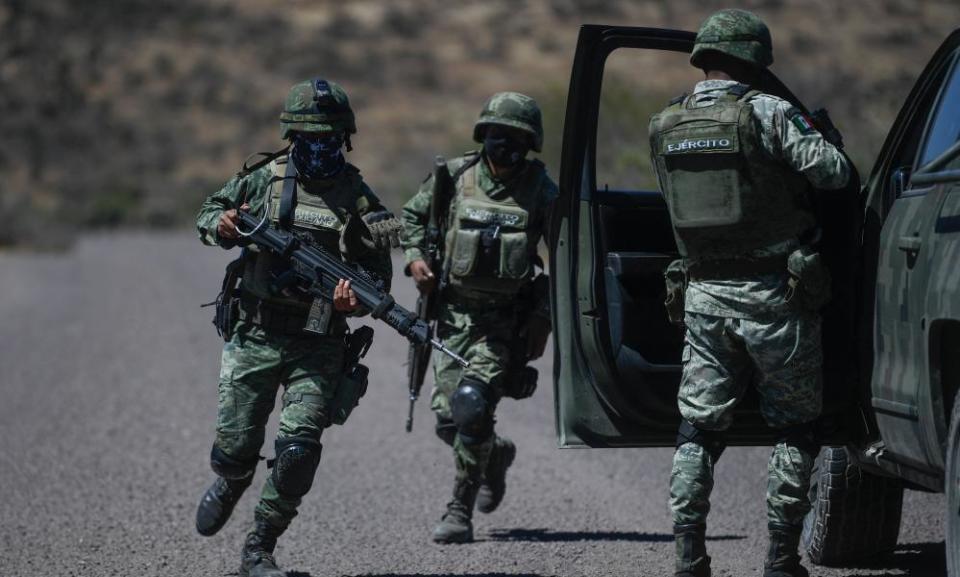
[
  {"xmin": 483, "ymin": 131, "xmax": 529, "ymax": 168},
  {"xmin": 291, "ymin": 131, "xmax": 345, "ymax": 180}
]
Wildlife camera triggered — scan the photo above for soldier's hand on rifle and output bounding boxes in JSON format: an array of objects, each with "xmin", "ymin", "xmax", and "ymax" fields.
[
  {"xmin": 333, "ymin": 279, "xmax": 359, "ymax": 312},
  {"xmin": 218, "ymin": 203, "xmax": 250, "ymax": 240},
  {"xmin": 410, "ymin": 259, "xmax": 437, "ymax": 294}
]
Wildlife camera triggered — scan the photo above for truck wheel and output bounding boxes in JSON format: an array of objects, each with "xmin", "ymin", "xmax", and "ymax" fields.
[
  {"xmin": 802, "ymin": 445, "xmax": 904, "ymax": 566},
  {"xmin": 947, "ymin": 395, "xmax": 960, "ymax": 576}
]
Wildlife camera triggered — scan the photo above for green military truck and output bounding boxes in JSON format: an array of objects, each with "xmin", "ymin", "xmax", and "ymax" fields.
[{"xmin": 549, "ymin": 25, "xmax": 960, "ymax": 573}]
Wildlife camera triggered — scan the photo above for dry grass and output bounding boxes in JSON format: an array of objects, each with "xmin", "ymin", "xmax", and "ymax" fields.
[{"xmin": 1, "ymin": 0, "xmax": 956, "ymax": 245}]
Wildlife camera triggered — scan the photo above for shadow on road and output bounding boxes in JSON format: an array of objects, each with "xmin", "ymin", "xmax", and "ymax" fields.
[
  {"xmin": 486, "ymin": 528, "xmax": 744, "ymax": 543},
  {"xmin": 341, "ymin": 574, "xmax": 554, "ymax": 577},
  {"xmin": 828, "ymin": 541, "xmax": 945, "ymax": 577}
]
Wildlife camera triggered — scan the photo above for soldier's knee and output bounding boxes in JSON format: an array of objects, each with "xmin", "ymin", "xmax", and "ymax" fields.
[
  {"xmin": 676, "ymin": 420, "xmax": 727, "ymax": 463},
  {"xmin": 210, "ymin": 444, "xmax": 258, "ymax": 480},
  {"xmin": 450, "ymin": 377, "xmax": 497, "ymax": 445},
  {"xmin": 435, "ymin": 415, "xmax": 457, "ymax": 447},
  {"xmin": 271, "ymin": 436, "xmax": 323, "ymax": 498},
  {"xmin": 775, "ymin": 421, "xmax": 820, "ymax": 459}
]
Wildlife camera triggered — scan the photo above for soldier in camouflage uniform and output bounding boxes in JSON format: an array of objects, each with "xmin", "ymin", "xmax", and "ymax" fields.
[
  {"xmin": 194, "ymin": 79, "xmax": 401, "ymax": 577},
  {"xmin": 401, "ymin": 92, "xmax": 557, "ymax": 543},
  {"xmin": 648, "ymin": 10, "xmax": 851, "ymax": 577}
]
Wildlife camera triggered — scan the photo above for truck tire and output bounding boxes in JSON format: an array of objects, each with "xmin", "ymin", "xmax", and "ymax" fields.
[
  {"xmin": 802, "ymin": 445, "xmax": 904, "ymax": 566},
  {"xmin": 947, "ymin": 394, "xmax": 960, "ymax": 576}
]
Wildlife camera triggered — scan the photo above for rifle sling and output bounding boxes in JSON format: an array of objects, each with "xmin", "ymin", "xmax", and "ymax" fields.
[{"xmin": 278, "ymin": 155, "xmax": 298, "ymax": 230}]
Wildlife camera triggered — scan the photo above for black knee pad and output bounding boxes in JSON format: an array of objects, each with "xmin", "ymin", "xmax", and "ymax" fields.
[
  {"xmin": 776, "ymin": 422, "xmax": 820, "ymax": 459},
  {"xmin": 210, "ymin": 445, "xmax": 257, "ymax": 480},
  {"xmin": 271, "ymin": 437, "xmax": 322, "ymax": 498},
  {"xmin": 450, "ymin": 378, "xmax": 496, "ymax": 445},
  {"xmin": 676, "ymin": 420, "xmax": 727, "ymax": 463},
  {"xmin": 435, "ymin": 416, "xmax": 457, "ymax": 447}
]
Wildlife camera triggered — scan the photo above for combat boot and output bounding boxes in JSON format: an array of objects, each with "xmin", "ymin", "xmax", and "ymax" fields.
[
  {"xmin": 762, "ymin": 524, "xmax": 809, "ymax": 577},
  {"xmin": 477, "ymin": 437, "xmax": 516, "ymax": 514},
  {"xmin": 432, "ymin": 476, "xmax": 480, "ymax": 544},
  {"xmin": 196, "ymin": 475, "xmax": 252, "ymax": 536},
  {"xmin": 674, "ymin": 523, "xmax": 711, "ymax": 577},
  {"xmin": 239, "ymin": 519, "xmax": 285, "ymax": 577}
]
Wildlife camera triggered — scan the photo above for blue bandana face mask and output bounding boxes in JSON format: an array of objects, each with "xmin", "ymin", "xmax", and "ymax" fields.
[{"xmin": 291, "ymin": 132, "xmax": 345, "ymax": 180}]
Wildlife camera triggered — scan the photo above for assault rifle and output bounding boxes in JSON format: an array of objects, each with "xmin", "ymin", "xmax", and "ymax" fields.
[
  {"xmin": 234, "ymin": 210, "xmax": 467, "ymax": 368},
  {"xmin": 405, "ymin": 156, "xmax": 453, "ymax": 432}
]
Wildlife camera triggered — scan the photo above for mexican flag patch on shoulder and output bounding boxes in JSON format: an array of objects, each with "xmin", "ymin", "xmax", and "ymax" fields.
[{"xmin": 787, "ymin": 107, "xmax": 816, "ymax": 135}]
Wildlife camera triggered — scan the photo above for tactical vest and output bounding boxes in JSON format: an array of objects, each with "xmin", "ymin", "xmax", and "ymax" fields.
[
  {"xmin": 444, "ymin": 157, "xmax": 546, "ymax": 296},
  {"xmin": 242, "ymin": 156, "xmax": 369, "ymax": 307},
  {"xmin": 648, "ymin": 86, "xmax": 814, "ymax": 259}
]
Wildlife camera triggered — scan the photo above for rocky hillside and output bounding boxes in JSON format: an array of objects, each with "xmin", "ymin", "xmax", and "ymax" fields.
[{"xmin": 1, "ymin": 0, "xmax": 956, "ymax": 246}]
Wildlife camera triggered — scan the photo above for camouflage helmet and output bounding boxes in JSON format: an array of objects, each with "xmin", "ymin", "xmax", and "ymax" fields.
[
  {"xmin": 690, "ymin": 9, "xmax": 773, "ymax": 69},
  {"xmin": 279, "ymin": 78, "xmax": 356, "ymax": 140},
  {"xmin": 473, "ymin": 92, "xmax": 543, "ymax": 152}
]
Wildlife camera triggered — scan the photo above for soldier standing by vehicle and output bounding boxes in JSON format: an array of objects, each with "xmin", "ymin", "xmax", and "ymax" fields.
[
  {"xmin": 648, "ymin": 10, "xmax": 851, "ymax": 577},
  {"xmin": 193, "ymin": 79, "xmax": 402, "ymax": 577},
  {"xmin": 401, "ymin": 92, "xmax": 557, "ymax": 543}
]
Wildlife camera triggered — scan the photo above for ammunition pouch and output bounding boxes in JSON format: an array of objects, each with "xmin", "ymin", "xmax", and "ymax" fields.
[
  {"xmin": 329, "ymin": 325, "xmax": 374, "ymax": 425},
  {"xmin": 206, "ymin": 252, "xmax": 247, "ymax": 341},
  {"xmin": 785, "ymin": 246, "xmax": 832, "ymax": 311},
  {"xmin": 663, "ymin": 259, "xmax": 687, "ymax": 326}
]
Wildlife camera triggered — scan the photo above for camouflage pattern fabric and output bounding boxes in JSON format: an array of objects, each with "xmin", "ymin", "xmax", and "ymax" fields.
[
  {"xmin": 678, "ymin": 311, "xmax": 823, "ymax": 430},
  {"xmin": 671, "ymin": 310, "xmax": 822, "ymax": 527},
  {"xmin": 401, "ymin": 153, "xmax": 557, "ymax": 269},
  {"xmin": 279, "ymin": 78, "xmax": 356, "ymax": 139},
  {"xmin": 682, "ymin": 79, "xmax": 849, "ymax": 319},
  {"xmin": 473, "ymin": 92, "xmax": 545, "ymax": 152},
  {"xmin": 690, "ymin": 9, "xmax": 774, "ymax": 68},
  {"xmin": 402, "ymin": 153, "xmax": 556, "ymax": 483},
  {"xmin": 217, "ymin": 319, "xmax": 345, "ymax": 531},
  {"xmin": 661, "ymin": 77, "xmax": 846, "ymax": 532},
  {"xmin": 197, "ymin": 158, "xmax": 391, "ymax": 534},
  {"xmin": 431, "ymin": 295, "xmax": 521, "ymax": 479},
  {"xmin": 671, "ymin": 440, "xmax": 815, "ymax": 527},
  {"xmin": 196, "ymin": 160, "xmax": 392, "ymax": 304}
]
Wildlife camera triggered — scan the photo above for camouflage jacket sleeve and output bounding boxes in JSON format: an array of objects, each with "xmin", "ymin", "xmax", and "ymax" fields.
[
  {"xmin": 750, "ymin": 95, "xmax": 851, "ymax": 190},
  {"xmin": 354, "ymin": 181, "xmax": 393, "ymax": 296},
  {"xmin": 196, "ymin": 167, "xmax": 273, "ymax": 247},
  {"xmin": 400, "ymin": 174, "xmax": 434, "ymax": 267}
]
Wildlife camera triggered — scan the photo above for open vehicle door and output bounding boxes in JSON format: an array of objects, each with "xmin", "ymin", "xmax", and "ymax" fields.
[{"xmin": 551, "ymin": 25, "xmax": 862, "ymax": 448}]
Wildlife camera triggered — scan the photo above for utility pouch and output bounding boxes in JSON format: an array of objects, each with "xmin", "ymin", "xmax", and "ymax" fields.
[
  {"xmin": 663, "ymin": 259, "xmax": 688, "ymax": 325},
  {"xmin": 205, "ymin": 251, "xmax": 247, "ymax": 341},
  {"xmin": 785, "ymin": 246, "xmax": 832, "ymax": 311},
  {"xmin": 330, "ymin": 325, "xmax": 374, "ymax": 425},
  {"xmin": 477, "ymin": 225, "xmax": 502, "ymax": 277},
  {"xmin": 502, "ymin": 365, "xmax": 538, "ymax": 400}
]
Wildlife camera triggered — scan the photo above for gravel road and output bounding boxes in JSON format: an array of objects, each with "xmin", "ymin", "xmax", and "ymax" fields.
[{"xmin": 0, "ymin": 233, "xmax": 947, "ymax": 577}]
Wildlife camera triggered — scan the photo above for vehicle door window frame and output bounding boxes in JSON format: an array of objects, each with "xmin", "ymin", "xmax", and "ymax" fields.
[
  {"xmin": 905, "ymin": 49, "xmax": 960, "ymax": 196},
  {"xmin": 915, "ymin": 51, "xmax": 960, "ymax": 170}
]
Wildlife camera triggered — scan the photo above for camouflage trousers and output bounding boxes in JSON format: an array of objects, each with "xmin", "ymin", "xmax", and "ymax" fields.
[
  {"xmin": 431, "ymin": 297, "xmax": 521, "ymax": 481},
  {"xmin": 670, "ymin": 311, "xmax": 822, "ymax": 528},
  {"xmin": 214, "ymin": 319, "xmax": 345, "ymax": 532}
]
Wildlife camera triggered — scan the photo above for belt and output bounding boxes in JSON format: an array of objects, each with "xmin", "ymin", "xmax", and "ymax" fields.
[
  {"xmin": 442, "ymin": 288, "xmax": 517, "ymax": 310},
  {"xmin": 238, "ymin": 293, "xmax": 313, "ymax": 336},
  {"xmin": 685, "ymin": 255, "xmax": 787, "ymax": 281}
]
